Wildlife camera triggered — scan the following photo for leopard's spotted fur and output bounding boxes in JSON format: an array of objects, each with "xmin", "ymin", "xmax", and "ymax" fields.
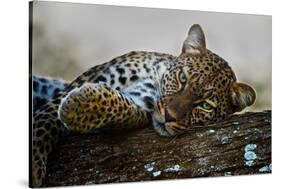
[
  {"xmin": 31, "ymin": 24, "xmax": 256, "ymax": 187},
  {"xmin": 32, "ymin": 76, "xmax": 68, "ymax": 112}
]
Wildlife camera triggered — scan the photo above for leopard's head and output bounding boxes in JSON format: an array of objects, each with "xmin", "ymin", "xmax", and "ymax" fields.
[{"xmin": 153, "ymin": 24, "xmax": 256, "ymax": 136}]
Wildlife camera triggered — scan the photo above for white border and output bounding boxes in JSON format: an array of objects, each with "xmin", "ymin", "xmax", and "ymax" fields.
[{"xmin": 0, "ymin": 0, "xmax": 279, "ymax": 189}]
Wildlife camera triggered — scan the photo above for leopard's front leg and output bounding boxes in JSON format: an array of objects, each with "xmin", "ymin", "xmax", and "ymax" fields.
[{"xmin": 58, "ymin": 83, "xmax": 151, "ymax": 132}]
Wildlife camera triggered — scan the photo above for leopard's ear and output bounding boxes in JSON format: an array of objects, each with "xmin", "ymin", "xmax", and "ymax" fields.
[
  {"xmin": 181, "ymin": 24, "xmax": 207, "ymax": 55},
  {"xmin": 230, "ymin": 82, "xmax": 256, "ymax": 112}
]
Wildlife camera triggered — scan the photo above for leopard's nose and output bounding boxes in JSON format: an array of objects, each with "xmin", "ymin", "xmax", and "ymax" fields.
[{"xmin": 165, "ymin": 108, "xmax": 177, "ymax": 122}]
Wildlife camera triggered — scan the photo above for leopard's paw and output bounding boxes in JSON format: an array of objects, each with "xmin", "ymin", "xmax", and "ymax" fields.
[{"xmin": 58, "ymin": 83, "xmax": 118, "ymax": 132}]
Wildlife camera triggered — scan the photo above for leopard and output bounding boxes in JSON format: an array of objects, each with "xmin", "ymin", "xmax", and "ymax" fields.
[
  {"xmin": 31, "ymin": 24, "xmax": 256, "ymax": 187},
  {"xmin": 32, "ymin": 75, "xmax": 68, "ymax": 113}
]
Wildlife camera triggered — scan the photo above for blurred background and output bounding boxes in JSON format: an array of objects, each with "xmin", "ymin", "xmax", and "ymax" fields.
[{"xmin": 31, "ymin": 1, "xmax": 271, "ymax": 111}]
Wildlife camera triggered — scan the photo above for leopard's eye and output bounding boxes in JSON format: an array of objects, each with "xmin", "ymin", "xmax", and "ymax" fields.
[
  {"xmin": 178, "ymin": 70, "xmax": 187, "ymax": 83},
  {"xmin": 198, "ymin": 101, "xmax": 213, "ymax": 111}
]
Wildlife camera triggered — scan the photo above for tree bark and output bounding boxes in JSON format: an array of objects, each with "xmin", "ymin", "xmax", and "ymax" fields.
[{"xmin": 45, "ymin": 110, "xmax": 272, "ymax": 187}]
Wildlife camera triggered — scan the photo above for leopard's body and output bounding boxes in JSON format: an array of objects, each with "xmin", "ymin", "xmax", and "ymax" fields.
[
  {"xmin": 32, "ymin": 76, "xmax": 68, "ymax": 112},
  {"xmin": 32, "ymin": 25, "xmax": 256, "ymax": 187}
]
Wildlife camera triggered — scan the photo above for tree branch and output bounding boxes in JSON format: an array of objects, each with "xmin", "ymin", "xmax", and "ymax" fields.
[{"xmin": 45, "ymin": 111, "xmax": 271, "ymax": 187}]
